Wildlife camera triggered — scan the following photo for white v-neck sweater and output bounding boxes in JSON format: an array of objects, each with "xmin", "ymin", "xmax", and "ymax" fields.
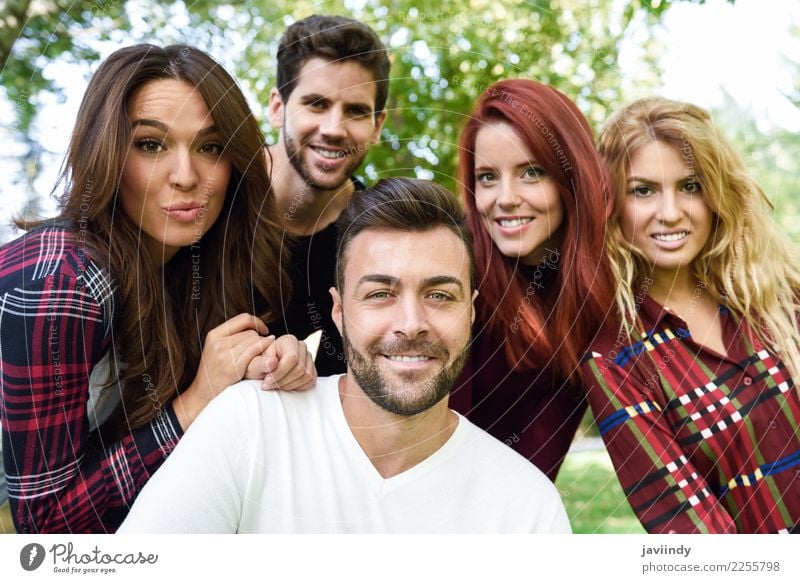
[{"xmin": 119, "ymin": 376, "xmax": 570, "ymax": 533}]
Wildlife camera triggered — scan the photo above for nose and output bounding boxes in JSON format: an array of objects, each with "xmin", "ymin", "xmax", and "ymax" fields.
[
  {"xmin": 169, "ymin": 149, "xmax": 200, "ymax": 191},
  {"xmin": 319, "ymin": 108, "xmax": 347, "ymax": 140},
  {"xmin": 496, "ymin": 178, "xmax": 519, "ymax": 210},
  {"xmin": 656, "ymin": 190, "xmax": 682, "ymax": 223},
  {"xmin": 393, "ymin": 294, "xmax": 429, "ymax": 340}
]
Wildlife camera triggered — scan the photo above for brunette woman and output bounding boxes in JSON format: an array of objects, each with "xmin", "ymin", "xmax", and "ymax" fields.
[{"xmin": 0, "ymin": 44, "xmax": 314, "ymax": 533}]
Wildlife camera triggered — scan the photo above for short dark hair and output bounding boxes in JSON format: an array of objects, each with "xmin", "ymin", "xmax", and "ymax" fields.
[
  {"xmin": 276, "ymin": 14, "xmax": 390, "ymax": 116},
  {"xmin": 335, "ymin": 178, "xmax": 475, "ymax": 291}
]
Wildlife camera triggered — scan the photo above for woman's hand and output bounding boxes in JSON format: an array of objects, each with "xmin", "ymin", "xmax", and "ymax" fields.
[
  {"xmin": 173, "ymin": 314, "xmax": 277, "ymax": 430},
  {"xmin": 245, "ymin": 334, "xmax": 317, "ymax": 391}
]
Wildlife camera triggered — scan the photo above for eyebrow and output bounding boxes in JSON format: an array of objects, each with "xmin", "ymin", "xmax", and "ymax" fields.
[
  {"xmin": 627, "ymin": 176, "xmax": 658, "ymax": 184},
  {"xmin": 474, "ymin": 161, "xmax": 538, "ymax": 172},
  {"xmin": 628, "ymin": 175, "xmax": 697, "ymax": 184},
  {"xmin": 424, "ymin": 276, "xmax": 464, "ymax": 292},
  {"xmin": 356, "ymin": 274, "xmax": 398, "ymax": 288},
  {"xmin": 299, "ymin": 93, "xmax": 326, "ymax": 103},
  {"xmin": 355, "ymin": 274, "xmax": 465, "ymax": 292},
  {"xmin": 131, "ymin": 119, "xmax": 219, "ymax": 137},
  {"xmin": 300, "ymin": 93, "xmax": 372, "ymax": 111}
]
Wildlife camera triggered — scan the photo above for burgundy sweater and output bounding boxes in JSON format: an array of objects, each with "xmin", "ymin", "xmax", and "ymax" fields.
[{"xmin": 451, "ymin": 319, "xmax": 586, "ymax": 481}]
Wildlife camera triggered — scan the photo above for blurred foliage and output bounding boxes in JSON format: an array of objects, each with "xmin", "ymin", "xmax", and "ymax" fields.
[
  {"xmin": 711, "ymin": 94, "xmax": 800, "ymax": 241},
  {"xmin": 0, "ymin": 0, "xmax": 714, "ymax": 210}
]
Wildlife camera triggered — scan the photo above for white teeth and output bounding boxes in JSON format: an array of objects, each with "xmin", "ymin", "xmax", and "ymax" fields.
[
  {"xmin": 314, "ymin": 148, "xmax": 344, "ymax": 159},
  {"xmin": 387, "ymin": 355, "xmax": 430, "ymax": 363},
  {"xmin": 653, "ymin": 232, "xmax": 688, "ymax": 242},
  {"xmin": 498, "ymin": 218, "xmax": 533, "ymax": 228}
]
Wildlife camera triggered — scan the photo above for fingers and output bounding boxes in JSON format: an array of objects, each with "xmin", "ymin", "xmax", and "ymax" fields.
[
  {"xmin": 210, "ymin": 313, "xmax": 269, "ymax": 340},
  {"xmin": 295, "ymin": 346, "xmax": 317, "ymax": 391},
  {"xmin": 236, "ymin": 335, "xmax": 277, "ymax": 378},
  {"xmin": 261, "ymin": 336, "xmax": 317, "ymax": 391}
]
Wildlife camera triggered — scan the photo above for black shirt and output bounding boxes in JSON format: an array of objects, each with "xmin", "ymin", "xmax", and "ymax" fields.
[{"xmin": 262, "ymin": 177, "xmax": 365, "ymax": 375}]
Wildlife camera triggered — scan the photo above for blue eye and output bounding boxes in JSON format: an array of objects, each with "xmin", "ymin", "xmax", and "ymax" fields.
[
  {"xmin": 366, "ymin": 290, "xmax": 392, "ymax": 299},
  {"xmin": 427, "ymin": 291, "xmax": 453, "ymax": 301},
  {"xmin": 523, "ymin": 166, "xmax": 545, "ymax": 179}
]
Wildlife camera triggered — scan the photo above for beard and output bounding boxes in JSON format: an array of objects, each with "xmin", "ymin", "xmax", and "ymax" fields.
[
  {"xmin": 341, "ymin": 321, "xmax": 470, "ymax": 417},
  {"xmin": 283, "ymin": 128, "xmax": 368, "ymax": 191}
]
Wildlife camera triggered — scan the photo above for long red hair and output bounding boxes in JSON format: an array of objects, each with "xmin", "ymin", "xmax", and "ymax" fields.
[{"xmin": 459, "ymin": 79, "xmax": 615, "ymax": 381}]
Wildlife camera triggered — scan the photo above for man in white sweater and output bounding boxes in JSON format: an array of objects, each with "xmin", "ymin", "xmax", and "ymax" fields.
[{"xmin": 120, "ymin": 178, "xmax": 571, "ymax": 533}]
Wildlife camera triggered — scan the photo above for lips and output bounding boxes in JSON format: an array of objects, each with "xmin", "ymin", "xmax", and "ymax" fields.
[
  {"xmin": 384, "ymin": 355, "xmax": 433, "ymax": 363},
  {"xmin": 163, "ymin": 201, "xmax": 206, "ymax": 222},
  {"xmin": 496, "ymin": 217, "xmax": 534, "ymax": 228},
  {"xmin": 371, "ymin": 339, "xmax": 445, "ymax": 368},
  {"xmin": 165, "ymin": 201, "xmax": 205, "ymax": 212},
  {"xmin": 652, "ymin": 231, "xmax": 688, "ymax": 242},
  {"xmin": 308, "ymin": 145, "xmax": 351, "ymax": 168},
  {"xmin": 310, "ymin": 145, "xmax": 348, "ymax": 161}
]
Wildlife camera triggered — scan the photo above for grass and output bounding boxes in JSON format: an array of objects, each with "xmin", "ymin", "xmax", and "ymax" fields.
[
  {"xmin": 556, "ymin": 448, "xmax": 645, "ymax": 534},
  {"xmin": 0, "ymin": 502, "xmax": 14, "ymax": 534}
]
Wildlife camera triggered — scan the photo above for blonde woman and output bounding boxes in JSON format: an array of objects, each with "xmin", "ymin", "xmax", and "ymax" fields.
[{"xmin": 582, "ymin": 97, "xmax": 800, "ymax": 533}]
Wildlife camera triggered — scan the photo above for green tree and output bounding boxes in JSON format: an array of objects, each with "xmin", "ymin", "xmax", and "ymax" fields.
[
  {"xmin": 711, "ymin": 95, "xmax": 800, "ymax": 241},
  {"xmin": 0, "ymin": 0, "xmax": 711, "ymax": 219}
]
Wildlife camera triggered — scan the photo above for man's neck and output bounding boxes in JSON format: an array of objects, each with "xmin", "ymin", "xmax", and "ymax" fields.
[
  {"xmin": 338, "ymin": 375, "xmax": 459, "ymax": 479},
  {"xmin": 267, "ymin": 143, "xmax": 356, "ymax": 237}
]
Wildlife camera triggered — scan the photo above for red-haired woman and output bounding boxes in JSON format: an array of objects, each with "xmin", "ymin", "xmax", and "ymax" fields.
[{"xmin": 453, "ymin": 79, "xmax": 615, "ymax": 479}]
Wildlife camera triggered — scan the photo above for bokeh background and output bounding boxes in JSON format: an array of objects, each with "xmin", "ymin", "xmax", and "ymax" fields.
[{"xmin": 1, "ymin": 0, "xmax": 798, "ymax": 533}]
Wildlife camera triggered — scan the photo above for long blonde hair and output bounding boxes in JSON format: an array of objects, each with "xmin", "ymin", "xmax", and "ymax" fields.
[{"xmin": 599, "ymin": 97, "xmax": 800, "ymax": 381}]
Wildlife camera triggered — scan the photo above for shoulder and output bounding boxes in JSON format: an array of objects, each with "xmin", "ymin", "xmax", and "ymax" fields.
[
  {"xmin": 454, "ymin": 416, "xmax": 570, "ymax": 532},
  {"xmin": 583, "ymin": 320, "xmax": 627, "ymax": 359},
  {"xmin": 581, "ymin": 319, "xmax": 653, "ymax": 379},
  {"xmin": 0, "ymin": 226, "xmax": 113, "ymax": 295},
  {"xmin": 456, "ymin": 415, "xmax": 558, "ymax": 491},
  {"xmin": 208, "ymin": 376, "xmax": 338, "ymax": 420}
]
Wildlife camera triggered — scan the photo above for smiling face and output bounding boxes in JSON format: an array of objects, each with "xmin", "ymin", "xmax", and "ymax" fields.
[
  {"xmin": 621, "ymin": 140, "xmax": 713, "ymax": 284},
  {"xmin": 472, "ymin": 122, "xmax": 564, "ymax": 265},
  {"xmin": 268, "ymin": 57, "xmax": 385, "ymax": 192},
  {"xmin": 121, "ymin": 79, "xmax": 230, "ymax": 263},
  {"xmin": 331, "ymin": 226, "xmax": 475, "ymax": 416}
]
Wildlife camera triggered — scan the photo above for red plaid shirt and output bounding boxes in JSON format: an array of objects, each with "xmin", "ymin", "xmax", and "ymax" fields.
[
  {"xmin": 582, "ymin": 295, "xmax": 800, "ymax": 533},
  {"xmin": 0, "ymin": 226, "xmax": 183, "ymax": 533}
]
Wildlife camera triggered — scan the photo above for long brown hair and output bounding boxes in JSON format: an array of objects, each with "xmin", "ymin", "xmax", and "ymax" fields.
[
  {"xmin": 459, "ymin": 79, "xmax": 615, "ymax": 381},
  {"xmin": 20, "ymin": 44, "xmax": 288, "ymax": 431}
]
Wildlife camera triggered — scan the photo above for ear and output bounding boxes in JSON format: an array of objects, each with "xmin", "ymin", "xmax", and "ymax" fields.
[
  {"xmin": 470, "ymin": 289, "xmax": 479, "ymax": 326},
  {"xmin": 370, "ymin": 110, "xmax": 386, "ymax": 145},
  {"xmin": 268, "ymin": 88, "xmax": 285, "ymax": 130},
  {"xmin": 330, "ymin": 286, "xmax": 343, "ymax": 336}
]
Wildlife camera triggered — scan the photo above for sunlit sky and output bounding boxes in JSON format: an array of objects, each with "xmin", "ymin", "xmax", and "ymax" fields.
[
  {"xmin": 657, "ymin": 0, "xmax": 800, "ymax": 131},
  {"xmin": 1, "ymin": 0, "xmax": 798, "ymax": 233}
]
